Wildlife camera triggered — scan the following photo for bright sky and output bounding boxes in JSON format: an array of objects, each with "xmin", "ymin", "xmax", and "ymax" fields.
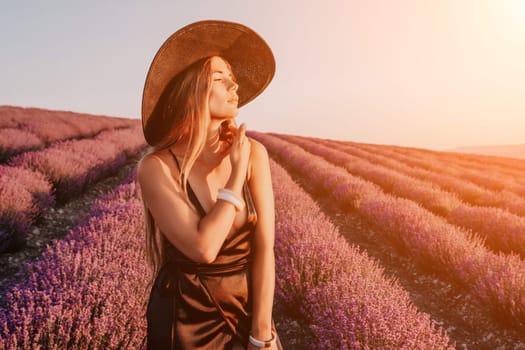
[{"xmin": 1, "ymin": 0, "xmax": 524, "ymax": 150}]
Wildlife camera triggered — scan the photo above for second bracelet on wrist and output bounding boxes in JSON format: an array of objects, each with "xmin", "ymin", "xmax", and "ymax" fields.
[{"xmin": 249, "ymin": 330, "xmax": 276, "ymax": 348}]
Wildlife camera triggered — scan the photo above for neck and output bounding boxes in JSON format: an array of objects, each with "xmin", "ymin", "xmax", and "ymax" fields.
[{"xmin": 180, "ymin": 118, "xmax": 233, "ymax": 170}]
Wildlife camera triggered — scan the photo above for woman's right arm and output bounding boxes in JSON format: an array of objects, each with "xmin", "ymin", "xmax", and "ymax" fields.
[{"xmin": 137, "ymin": 156, "xmax": 243, "ymax": 263}]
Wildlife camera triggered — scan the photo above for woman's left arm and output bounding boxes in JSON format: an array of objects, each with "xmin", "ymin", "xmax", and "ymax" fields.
[{"xmin": 247, "ymin": 137, "xmax": 276, "ymax": 342}]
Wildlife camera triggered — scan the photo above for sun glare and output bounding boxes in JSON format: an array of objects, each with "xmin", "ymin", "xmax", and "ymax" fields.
[{"xmin": 485, "ymin": 0, "xmax": 525, "ymax": 42}]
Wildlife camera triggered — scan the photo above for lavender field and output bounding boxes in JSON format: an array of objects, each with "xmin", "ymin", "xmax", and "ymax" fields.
[{"xmin": 1, "ymin": 107, "xmax": 524, "ymax": 349}]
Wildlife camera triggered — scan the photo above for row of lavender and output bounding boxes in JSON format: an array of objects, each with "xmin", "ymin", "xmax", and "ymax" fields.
[
  {"xmin": 321, "ymin": 137, "xmax": 525, "ymax": 216},
  {"xmin": 0, "ymin": 126, "xmax": 146, "ymax": 253},
  {"xmin": 0, "ymin": 157, "xmax": 453, "ymax": 349},
  {"xmin": 277, "ymin": 134, "xmax": 525, "ymax": 258},
  {"xmin": 336, "ymin": 137, "xmax": 525, "ymax": 178},
  {"xmin": 269, "ymin": 157, "xmax": 453, "ymax": 348},
  {"xmin": 0, "ymin": 170, "xmax": 148, "ymax": 349},
  {"xmin": 377, "ymin": 141, "xmax": 525, "ymax": 178},
  {"xmin": 332, "ymin": 137, "xmax": 525, "ymax": 196},
  {"xmin": 321, "ymin": 137, "xmax": 525, "ymax": 255},
  {"xmin": 251, "ymin": 132, "xmax": 525, "ymax": 331},
  {"xmin": 0, "ymin": 106, "xmax": 138, "ymax": 161}
]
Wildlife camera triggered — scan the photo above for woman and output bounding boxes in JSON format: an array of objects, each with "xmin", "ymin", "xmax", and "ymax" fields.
[{"xmin": 137, "ymin": 20, "xmax": 282, "ymax": 349}]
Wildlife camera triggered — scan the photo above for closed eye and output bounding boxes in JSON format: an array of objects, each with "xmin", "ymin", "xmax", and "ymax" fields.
[{"xmin": 213, "ymin": 71, "xmax": 236, "ymax": 83}]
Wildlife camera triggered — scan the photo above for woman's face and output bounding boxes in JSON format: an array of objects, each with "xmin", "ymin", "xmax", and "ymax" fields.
[{"xmin": 208, "ymin": 56, "xmax": 239, "ymax": 120}]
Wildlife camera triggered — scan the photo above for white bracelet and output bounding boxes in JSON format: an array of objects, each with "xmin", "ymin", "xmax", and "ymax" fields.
[
  {"xmin": 249, "ymin": 331, "xmax": 276, "ymax": 348},
  {"xmin": 217, "ymin": 188, "xmax": 244, "ymax": 212}
]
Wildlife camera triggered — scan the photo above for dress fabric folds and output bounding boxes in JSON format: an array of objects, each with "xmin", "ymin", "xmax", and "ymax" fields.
[{"xmin": 145, "ymin": 151, "xmax": 283, "ymax": 349}]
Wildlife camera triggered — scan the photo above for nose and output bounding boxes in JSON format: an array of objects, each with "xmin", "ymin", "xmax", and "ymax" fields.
[{"xmin": 228, "ymin": 78, "xmax": 238, "ymax": 92}]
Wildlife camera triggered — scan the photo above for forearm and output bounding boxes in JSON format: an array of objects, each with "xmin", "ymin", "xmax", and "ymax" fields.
[
  {"xmin": 250, "ymin": 247, "xmax": 275, "ymax": 340},
  {"xmin": 196, "ymin": 170, "xmax": 245, "ymax": 262}
]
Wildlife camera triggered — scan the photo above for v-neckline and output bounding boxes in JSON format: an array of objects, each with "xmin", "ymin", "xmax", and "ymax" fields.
[{"xmin": 168, "ymin": 149, "xmax": 253, "ymax": 222}]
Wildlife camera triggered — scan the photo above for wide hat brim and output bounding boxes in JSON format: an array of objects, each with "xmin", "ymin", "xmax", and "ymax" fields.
[{"xmin": 141, "ymin": 19, "xmax": 275, "ymax": 143}]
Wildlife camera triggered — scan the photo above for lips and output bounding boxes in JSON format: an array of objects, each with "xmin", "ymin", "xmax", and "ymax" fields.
[{"xmin": 227, "ymin": 95, "xmax": 239, "ymax": 103}]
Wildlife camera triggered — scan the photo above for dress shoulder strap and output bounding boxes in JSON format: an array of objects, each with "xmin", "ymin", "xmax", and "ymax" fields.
[
  {"xmin": 168, "ymin": 149, "xmax": 207, "ymax": 217},
  {"xmin": 243, "ymin": 180, "xmax": 258, "ymax": 225}
]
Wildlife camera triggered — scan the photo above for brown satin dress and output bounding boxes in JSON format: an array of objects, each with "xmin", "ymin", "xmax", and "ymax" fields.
[{"xmin": 145, "ymin": 150, "xmax": 283, "ymax": 350}]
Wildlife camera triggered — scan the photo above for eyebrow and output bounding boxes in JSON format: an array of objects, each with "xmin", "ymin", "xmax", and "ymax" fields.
[{"xmin": 213, "ymin": 70, "xmax": 234, "ymax": 76}]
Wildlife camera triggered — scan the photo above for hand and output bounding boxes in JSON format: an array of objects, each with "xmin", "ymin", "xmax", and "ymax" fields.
[{"xmin": 228, "ymin": 122, "xmax": 251, "ymax": 179}]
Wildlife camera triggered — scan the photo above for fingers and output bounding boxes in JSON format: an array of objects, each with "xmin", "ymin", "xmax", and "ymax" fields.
[
  {"xmin": 238, "ymin": 123, "xmax": 246, "ymax": 137},
  {"xmin": 236, "ymin": 123, "xmax": 247, "ymax": 145}
]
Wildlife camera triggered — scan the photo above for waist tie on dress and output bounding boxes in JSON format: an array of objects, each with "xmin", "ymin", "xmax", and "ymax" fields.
[
  {"xmin": 166, "ymin": 256, "xmax": 251, "ymax": 276},
  {"xmin": 156, "ymin": 256, "xmax": 252, "ymax": 296}
]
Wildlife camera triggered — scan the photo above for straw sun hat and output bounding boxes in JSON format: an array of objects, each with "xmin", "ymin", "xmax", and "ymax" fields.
[{"xmin": 141, "ymin": 19, "xmax": 276, "ymax": 145}]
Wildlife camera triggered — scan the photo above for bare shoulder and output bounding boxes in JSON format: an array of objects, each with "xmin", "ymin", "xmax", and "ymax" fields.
[
  {"xmin": 137, "ymin": 151, "xmax": 180, "ymax": 192},
  {"xmin": 246, "ymin": 137, "xmax": 274, "ymax": 244},
  {"xmin": 248, "ymin": 137, "xmax": 269, "ymax": 178},
  {"xmin": 248, "ymin": 137, "xmax": 268, "ymax": 153},
  {"xmin": 137, "ymin": 152, "xmax": 165, "ymax": 179}
]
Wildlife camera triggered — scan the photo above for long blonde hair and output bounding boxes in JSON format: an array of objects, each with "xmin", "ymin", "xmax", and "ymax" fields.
[{"xmin": 139, "ymin": 56, "xmax": 233, "ymax": 288}]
